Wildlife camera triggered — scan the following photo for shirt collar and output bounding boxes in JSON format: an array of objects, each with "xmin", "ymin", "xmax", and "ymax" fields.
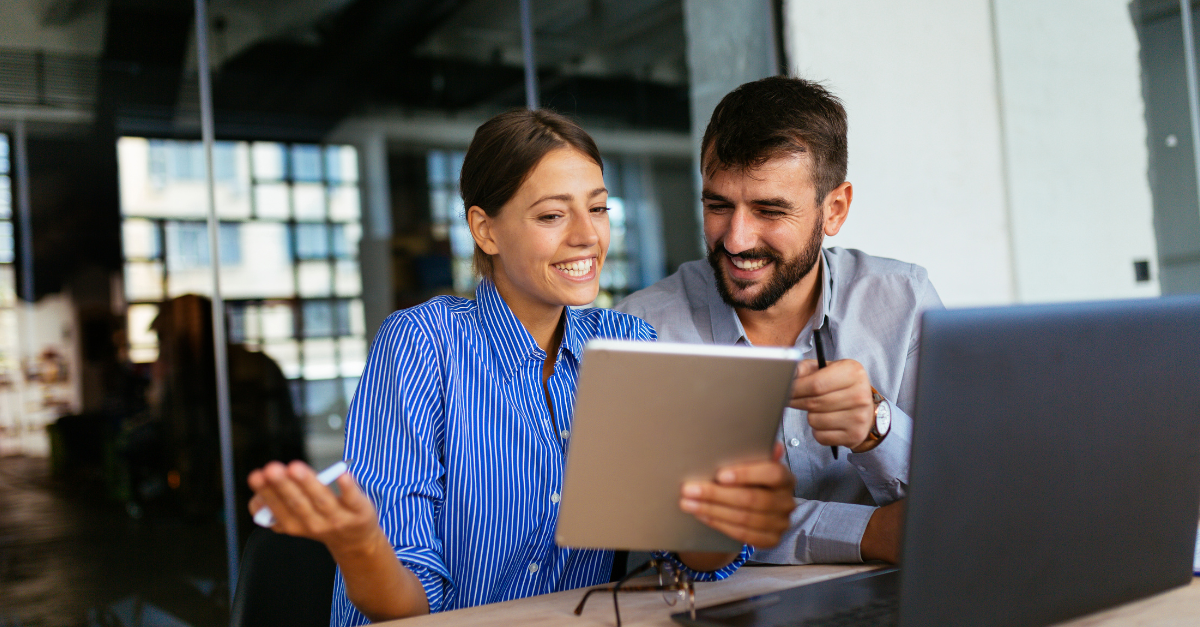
[
  {"xmin": 708, "ymin": 249, "xmax": 834, "ymax": 347},
  {"xmin": 475, "ymin": 278, "xmax": 585, "ymax": 382}
]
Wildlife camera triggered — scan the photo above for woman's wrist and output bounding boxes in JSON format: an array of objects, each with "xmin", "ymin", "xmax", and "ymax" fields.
[
  {"xmin": 675, "ymin": 551, "xmax": 738, "ymax": 573},
  {"xmin": 327, "ymin": 524, "xmax": 389, "ymax": 564}
]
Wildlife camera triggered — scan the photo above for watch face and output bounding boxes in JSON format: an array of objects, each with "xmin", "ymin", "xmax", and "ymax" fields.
[{"xmin": 875, "ymin": 401, "xmax": 891, "ymax": 437}]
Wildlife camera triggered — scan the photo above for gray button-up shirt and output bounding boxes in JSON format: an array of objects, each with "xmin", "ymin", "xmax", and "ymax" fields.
[{"xmin": 616, "ymin": 247, "xmax": 944, "ymax": 563}]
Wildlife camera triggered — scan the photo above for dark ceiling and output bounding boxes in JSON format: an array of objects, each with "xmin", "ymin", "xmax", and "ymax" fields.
[{"xmin": 95, "ymin": 0, "xmax": 691, "ymax": 141}]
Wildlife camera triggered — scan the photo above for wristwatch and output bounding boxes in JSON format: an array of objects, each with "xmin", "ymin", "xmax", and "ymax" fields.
[{"xmin": 865, "ymin": 387, "xmax": 891, "ymax": 444}]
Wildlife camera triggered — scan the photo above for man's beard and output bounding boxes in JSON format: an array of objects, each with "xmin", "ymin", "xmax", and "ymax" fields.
[{"xmin": 706, "ymin": 215, "xmax": 825, "ymax": 312}]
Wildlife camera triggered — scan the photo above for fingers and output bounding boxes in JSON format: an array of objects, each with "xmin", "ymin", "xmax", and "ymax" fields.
[
  {"xmin": 334, "ymin": 472, "xmax": 374, "ymax": 515},
  {"xmin": 252, "ymin": 462, "xmax": 312, "ymax": 532},
  {"xmin": 680, "ymin": 458, "xmax": 796, "ymax": 547},
  {"xmin": 809, "ymin": 409, "xmax": 873, "ymax": 447},
  {"xmin": 291, "ymin": 462, "xmax": 342, "ymax": 517},
  {"xmin": 680, "ymin": 477, "xmax": 795, "ymax": 548},
  {"xmin": 682, "ymin": 479, "xmax": 794, "ymax": 515},
  {"xmin": 682, "ymin": 500, "xmax": 792, "ymax": 548},
  {"xmin": 791, "ymin": 385, "xmax": 872, "ymax": 414},
  {"xmin": 712, "ymin": 460, "xmax": 794, "ymax": 491},
  {"xmin": 791, "ymin": 359, "xmax": 868, "ymax": 401},
  {"xmin": 789, "ymin": 358, "xmax": 875, "ymax": 449},
  {"xmin": 248, "ymin": 461, "xmax": 335, "ymax": 534},
  {"xmin": 796, "ymin": 360, "xmax": 820, "ymax": 378},
  {"xmin": 248, "ymin": 494, "xmax": 264, "ymax": 516}
]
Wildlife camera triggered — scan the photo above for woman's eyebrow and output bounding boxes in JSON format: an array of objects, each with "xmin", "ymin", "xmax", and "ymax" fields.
[
  {"xmin": 530, "ymin": 187, "xmax": 608, "ymax": 207},
  {"xmin": 530, "ymin": 193, "xmax": 573, "ymax": 207}
]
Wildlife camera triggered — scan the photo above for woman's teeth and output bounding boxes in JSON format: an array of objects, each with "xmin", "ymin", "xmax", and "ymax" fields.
[
  {"xmin": 731, "ymin": 256, "xmax": 768, "ymax": 271},
  {"xmin": 554, "ymin": 258, "xmax": 594, "ymax": 277}
]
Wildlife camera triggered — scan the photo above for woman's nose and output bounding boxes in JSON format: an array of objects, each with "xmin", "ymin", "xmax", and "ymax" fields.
[{"xmin": 568, "ymin": 210, "xmax": 601, "ymax": 246}]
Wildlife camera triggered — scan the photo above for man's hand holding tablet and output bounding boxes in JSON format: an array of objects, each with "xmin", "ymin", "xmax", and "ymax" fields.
[{"xmin": 676, "ymin": 442, "xmax": 796, "ymax": 570}]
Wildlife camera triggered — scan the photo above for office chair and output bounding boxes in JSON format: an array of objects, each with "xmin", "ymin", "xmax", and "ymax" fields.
[{"xmin": 230, "ymin": 528, "xmax": 336, "ymax": 627}]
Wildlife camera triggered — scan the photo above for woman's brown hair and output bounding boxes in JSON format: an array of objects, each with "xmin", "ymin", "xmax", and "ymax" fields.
[{"xmin": 460, "ymin": 108, "xmax": 603, "ymax": 278}]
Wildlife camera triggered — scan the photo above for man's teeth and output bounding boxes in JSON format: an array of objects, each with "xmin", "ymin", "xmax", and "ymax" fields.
[
  {"xmin": 554, "ymin": 258, "xmax": 594, "ymax": 277},
  {"xmin": 730, "ymin": 256, "xmax": 768, "ymax": 271}
]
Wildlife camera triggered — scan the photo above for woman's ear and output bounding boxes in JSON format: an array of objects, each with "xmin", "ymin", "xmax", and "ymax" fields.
[{"xmin": 467, "ymin": 205, "xmax": 500, "ymax": 255}]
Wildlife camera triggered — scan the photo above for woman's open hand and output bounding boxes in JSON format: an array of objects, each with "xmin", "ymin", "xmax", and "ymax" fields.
[
  {"xmin": 247, "ymin": 461, "xmax": 381, "ymax": 557},
  {"xmin": 248, "ymin": 461, "xmax": 431, "ymax": 620},
  {"xmin": 679, "ymin": 442, "xmax": 796, "ymax": 549}
]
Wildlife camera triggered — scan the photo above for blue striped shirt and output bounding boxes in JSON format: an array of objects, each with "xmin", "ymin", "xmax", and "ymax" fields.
[{"xmin": 331, "ymin": 278, "xmax": 747, "ymax": 625}]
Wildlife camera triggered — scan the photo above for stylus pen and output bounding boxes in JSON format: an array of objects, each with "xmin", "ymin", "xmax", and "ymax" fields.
[
  {"xmin": 253, "ymin": 459, "xmax": 354, "ymax": 528},
  {"xmin": 812, "ymin": 331, "xmax": 838, "ymax": 460}
]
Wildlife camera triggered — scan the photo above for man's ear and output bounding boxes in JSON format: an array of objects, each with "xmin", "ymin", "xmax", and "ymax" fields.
[
  {"xmin": 822, "ymin": 181, "xmax": 853, "ymax": 237},
  {"xmin": 467, "ymin": 205, "xmax": 500, "ymax": 255}
]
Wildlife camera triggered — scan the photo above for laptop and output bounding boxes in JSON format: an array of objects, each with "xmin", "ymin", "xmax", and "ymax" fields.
[{"xmin": 674, "ymin": 296, "xmax": 1200, "ymax": 627}]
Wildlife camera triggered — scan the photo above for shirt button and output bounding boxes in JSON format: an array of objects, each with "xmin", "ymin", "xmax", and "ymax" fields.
[
  {"xmin": 560, "ymin": 429, "xmax": 570, "ymax": 439},
  {"xmin": 528, "ymin": 562, "xmax": 539, "ymax": 574},
  {"xmin": 550, "ymin": 492, "xmax": 560, "ymax": 504},
  {"xmin": 789, "ymin": 438, "xmax": 801, "ymax": 447}
]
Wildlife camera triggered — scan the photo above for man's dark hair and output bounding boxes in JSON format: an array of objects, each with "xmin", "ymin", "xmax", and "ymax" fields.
[
  {"xmin": 701, "ymin": 76, "xmax": 848, "ymax": 205},
  {"xmin": 460, "ymin": 108, "xmax": 603, "ymax": 278}
]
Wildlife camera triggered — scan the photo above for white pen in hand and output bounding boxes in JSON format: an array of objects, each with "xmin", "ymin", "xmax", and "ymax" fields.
[{"xmin": 253, "ymin": 459, "xmax": 354, "ymax": 528}]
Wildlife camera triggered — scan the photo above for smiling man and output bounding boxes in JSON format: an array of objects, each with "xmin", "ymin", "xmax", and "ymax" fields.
[{"xmin": 617, "ymin": 76, "xmax": 943, "ymax": 565}]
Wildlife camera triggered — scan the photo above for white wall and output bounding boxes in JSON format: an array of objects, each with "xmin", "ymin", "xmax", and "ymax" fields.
[
  {"xmin": 784, "ymin": 0, "xmax": 1159, "ymax": 306},
  {"xmin": 992, "ymin": 0, "xmax": 1159, "ymax": 302}
]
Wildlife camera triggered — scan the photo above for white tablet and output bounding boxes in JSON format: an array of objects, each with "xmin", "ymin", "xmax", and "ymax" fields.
[{"xmin": 556, "ymin": 339, "xmax": 800, "ymax": 553}]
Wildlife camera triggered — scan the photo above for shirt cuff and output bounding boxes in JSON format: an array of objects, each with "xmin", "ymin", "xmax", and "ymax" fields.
[
  {"xmin": 846, "ymin": 400, "xmax": 912, "ymax": 505},
  {"xmin": 657, "ymin": 544, "xmax": 752, "ymax": 582},
  {"xmin": 751, "ymin": 500, "xmax": 875, "ymax": 564},
  {"xmin": 396, "ymin": 547, "xmax": 452, "ymax": 613}
]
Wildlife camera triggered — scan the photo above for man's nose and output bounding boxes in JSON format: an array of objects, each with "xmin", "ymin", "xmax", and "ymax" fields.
[{"xmin": 722, "ymin": 207, "xmax": 759, "ymax": 254}]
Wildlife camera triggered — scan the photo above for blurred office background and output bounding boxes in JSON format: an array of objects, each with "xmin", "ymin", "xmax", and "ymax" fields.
[{"xmin": 0, "ymin": 0, "xmax": 1196, "ymax": 625}]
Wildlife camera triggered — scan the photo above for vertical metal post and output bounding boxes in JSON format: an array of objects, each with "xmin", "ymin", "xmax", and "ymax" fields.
[
  {"xmin": 14, "ymin": 122, "xmax": 34, "ymax": 312},
  {"xmin": 193, "ymin": 0, "xmax": 239, "ymax": 600},
  {"xmin": 13, "ymin": 120, "xmax": 35, "ymax": 453},
  {"xmin": 765, "ymin": 0, "xmax": 780, "ymax": 76},
  {"xmin": 520, "ymin": 0, "xmax": 539, "ymax": 110},
  {"xmin": 1180, "ymin": 0, "xmax": 1200, "ymax": 225}
]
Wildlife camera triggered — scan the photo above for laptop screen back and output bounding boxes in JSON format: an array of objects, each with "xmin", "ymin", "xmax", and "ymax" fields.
[{"xmin": 900, "ymin": 297, "xmax": 1200, "ymax": 627}]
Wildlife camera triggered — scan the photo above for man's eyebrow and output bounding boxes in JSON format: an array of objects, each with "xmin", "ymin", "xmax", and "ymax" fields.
[
  {"xmin": 701, "ymin": 191, "xmax": 794, "ymax": 210},
  {"xmin": 752, "ymin": 197, "xmax": 794, "ymax": 209},
  {"xmin": 530, "ymin": 187, "xmax": 608, "ymax": 207}
]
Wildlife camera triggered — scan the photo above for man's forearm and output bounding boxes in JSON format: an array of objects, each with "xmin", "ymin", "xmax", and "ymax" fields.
[{"xmin": 858, "ymin": 500, "xmax": 905, "ymax": 563}]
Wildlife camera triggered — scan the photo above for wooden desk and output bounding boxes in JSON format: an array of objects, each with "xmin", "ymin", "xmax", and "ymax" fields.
[{"xmin": 375, "ymin": 565, "xmax": 1200, "ymax": 627}]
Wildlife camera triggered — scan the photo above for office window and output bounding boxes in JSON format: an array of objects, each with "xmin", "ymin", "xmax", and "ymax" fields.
[{"xmin": 118, "ymin": 137, "xmax": 366, "ymax": 437}]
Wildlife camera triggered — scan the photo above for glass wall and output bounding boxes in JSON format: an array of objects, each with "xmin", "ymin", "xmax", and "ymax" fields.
[
  {"xmin": 0, "ymin": 1, "xmax": 699, "ymax": 623},
  {"xmin": 118, "ymin": 138, "xmax": 366, "ymax": 457}
]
